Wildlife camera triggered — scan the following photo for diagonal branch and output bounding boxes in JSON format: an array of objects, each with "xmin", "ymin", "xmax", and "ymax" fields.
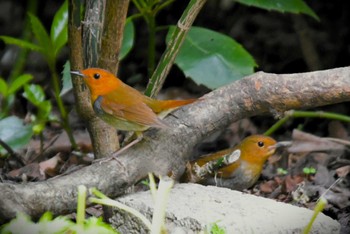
[{"xmin": 1, "ymin": 67, "xmax": 350, "ymax": 220}]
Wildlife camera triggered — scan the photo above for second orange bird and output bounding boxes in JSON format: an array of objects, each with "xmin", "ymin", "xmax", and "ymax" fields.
[
  {"xmin": 184, "ymin": 135, "xmax": 277, "ymax": 191},
  {"xmin": 71, "ymin": 68, "xmax": 196, "ymax": 134}
]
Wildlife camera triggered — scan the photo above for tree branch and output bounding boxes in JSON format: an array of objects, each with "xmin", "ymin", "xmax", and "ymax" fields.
[{"xmin": 1, "ymin": 67, "xmax": 350, "ymax": 221}]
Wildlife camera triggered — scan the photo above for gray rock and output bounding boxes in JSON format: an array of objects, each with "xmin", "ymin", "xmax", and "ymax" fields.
[{"xmin": 111, "ymin": 183, "xmax": 340, "ymax": 234}]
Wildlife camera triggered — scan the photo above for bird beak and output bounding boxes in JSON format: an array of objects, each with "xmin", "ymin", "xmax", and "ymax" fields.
[
  {"xmin": 268, "ymin": 144, "xmax": 277, "ymax": 154},
  {"xmin": 268, "ymin": 141, "xmax": 292, "ymax": 154},
  {"xmin": 274, "ymin": 141, "xmax": 292, "ymax": 148},
  {"xmin": 70, "ymin": 70, "xmax": 85, "ymax": 77}
]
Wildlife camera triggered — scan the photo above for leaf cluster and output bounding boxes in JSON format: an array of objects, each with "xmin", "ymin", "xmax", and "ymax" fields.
[{"xmin": 0, "ymin": 0, "xmax": 77, "ymax": 154}]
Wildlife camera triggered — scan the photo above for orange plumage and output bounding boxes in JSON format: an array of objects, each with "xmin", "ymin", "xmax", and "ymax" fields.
[
  {"xmin": 184, "ymin": 135, "xmax": 277, "ymax": 191},
  {"xmin": 71, "ymin": 68, "xmax": 196, "ymax": 132}
]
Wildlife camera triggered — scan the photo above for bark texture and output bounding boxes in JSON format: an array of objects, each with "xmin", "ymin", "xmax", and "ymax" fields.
[{"xmin": 1, "ymin": 67, "xmax": 350, "ymax": 221}]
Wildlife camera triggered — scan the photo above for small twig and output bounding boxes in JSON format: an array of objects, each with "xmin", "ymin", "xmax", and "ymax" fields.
[
  {"xmin": 27, "ymin": 134, "xmax": 60, "ymax": 164},
  {"xmin": 0, "ymin": 138, "xmax": 25, "ymax": 166}
]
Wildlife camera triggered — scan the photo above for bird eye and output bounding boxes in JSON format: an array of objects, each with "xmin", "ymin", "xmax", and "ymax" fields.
[
  {"xmin": 93, "ymin": 73, "xmax": 100, "ymax": 79},
  {"xmin": 257, "ymin": 141, "xmax": 264, "ymax": 147}
]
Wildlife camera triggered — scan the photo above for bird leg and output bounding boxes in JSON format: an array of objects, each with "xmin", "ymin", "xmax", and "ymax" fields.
[
  {"xmin": 112, "ymin": 132, "xmax": 143, "ymax": 157},
  {"xmin": 94, "ymin": 132, "xmax": 143, "ymax": 164}
]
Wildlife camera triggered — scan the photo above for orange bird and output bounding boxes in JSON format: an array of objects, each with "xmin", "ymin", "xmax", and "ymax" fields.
[
  {"xmin": 71, "ymin": 68, "xmax": 196, "ymax": 154},
  {"xmin": 184, "ymin": 135, "xmax": 277, "ymax": 191}
]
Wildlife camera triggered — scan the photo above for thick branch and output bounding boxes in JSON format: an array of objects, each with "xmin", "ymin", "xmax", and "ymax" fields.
[
  {"xmin": 98, "ymin": 0, "xmax": 129, "ymax": 72},
  {"xmin": 79, "ymin": 0, "xmax": 130, "ymax": 158},
  {"xmin": 1, "ymin": 67, "xmax": 350, "ymax": 220},
  {"xmin": 69, "ymin": 0, "xmax": 117, "ymax": 159}
]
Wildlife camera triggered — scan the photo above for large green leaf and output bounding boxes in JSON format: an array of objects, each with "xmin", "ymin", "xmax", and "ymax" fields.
[
  {"xmin": 235, "ymin": 0, "xmax": 319, "ymax": 20},
  {"xmin": 120, "ymin": 18, "xmax": 135, "ymax": 60},
  {"xmin": 51, "ymin": 0, "xmax": 68, "ymax": 57},
  {"xmin": 23, "ymin": 84, "xmax": 46, "ymax": 106},
  {"xmin": 0, "ymin": 36, "xmax": 42, "ymax": 52},
  {"xmin": 28, "ymin": 13, "xmax": 53, "ymax": 60},
  {"xmin": 8, "ymin": 74, "xmax": 33, "ymax": 95},
  {"xmin": 168, "ymin": 26, "xmax": 256, "ymax": 89},
  {"xmin": 0, "ymin": 116, "xmax": 33, "ymax": 154},
  {"xmin": 60, "ymin": 61, "xmax": 72, "ymax": 96}
]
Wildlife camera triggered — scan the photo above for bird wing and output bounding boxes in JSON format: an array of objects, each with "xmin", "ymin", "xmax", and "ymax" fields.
[{"xmin": 98, "ymin": 85, "xmax": 167, "ymax": 128}]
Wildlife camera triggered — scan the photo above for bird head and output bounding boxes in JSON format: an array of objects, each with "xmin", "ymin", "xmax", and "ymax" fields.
[
  {"xmin": 71, "ymin": 68, "xmax": 122, "ymax": 98},
  {"xmin": 238, "ymin": 135, "xmax": 277, "ymax": 165}
]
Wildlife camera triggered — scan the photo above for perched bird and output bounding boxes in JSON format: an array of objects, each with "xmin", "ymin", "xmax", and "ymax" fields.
[
  {"xmin": 71, "ymin": 68, "xmax": 196, "ymax": 154},
  {"xmin": 184, "ymin": 135, "xmax": 277, "ymax": 191}
]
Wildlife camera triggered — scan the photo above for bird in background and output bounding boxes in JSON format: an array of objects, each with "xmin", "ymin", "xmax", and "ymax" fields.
[
  {"xmin": 71, "ymin": 68, "xmax": 197, "ymax": 156},
  {"xmin": 183, "ymin": 135, "xmax": 278, "ymax": 191}
]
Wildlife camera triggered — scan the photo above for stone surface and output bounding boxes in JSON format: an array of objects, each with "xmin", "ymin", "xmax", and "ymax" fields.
[{"xmin": 111, "ymin": 183, "xmax": 340, "ymax": 233}]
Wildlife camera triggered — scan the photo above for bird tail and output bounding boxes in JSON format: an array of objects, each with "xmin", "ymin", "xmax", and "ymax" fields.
[{"xmin": 149, "ymin": 98, "xmax": 197, "ymax": 113}]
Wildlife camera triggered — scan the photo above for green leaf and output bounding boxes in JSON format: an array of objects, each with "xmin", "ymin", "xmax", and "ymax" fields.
[
  {"xmin": 81, "ymin": 217, "xmax": 118, "ymax": 234},
  {"xmin": 8, "ymin": 74, "xmax": 33, "ymax": 95},
  {"xmin": 0, "ymin": 36, "xmax": 42, "ymax": 52},
  {"xmin": 0, "ymin": 116, "xmax": 33, "ymax": 153},
  {"xmin": 39, "ymin": 211, "xmax": 53, "ymax": 222},
  {"xmin": 0, "ymin": 213, "xmax": 38, "ymax": 234},
  {"xmin": 38, "ymin": 100, "xmax": 52, "ymax": 120},
  {"xmin": 309, "ymin": 167, "xmax": 316, "ymax": 174},
  {"xmin": 40, "ymin": 215, "xmax": 74, "ymax": 233},
  {"xmin": 51, "ymin": 0, "xmax": 68, "ymax": 57},
  {"xmin": 0, "ymin": 78, "xmax": 8, "ymax": 97},
  {"xmin": 120, "ymin": 18, "xmax": 135, "ymax": 60},
  {"xmin": 1, "ymin": 212, "xmax": 73, "ymax": 234},
  {"xmin": 235, "ymin": 0, "xmax": 319, "ymax": 20},
  {"xmin": 32, "ymin": 123, "xmax": 45, "ymax": 135},
  {"xmin": 28, "ymin": 13, "xmax": 53, "ymax": 59},
  {"xmin": 23, "ymin": 84, "xmax": 46, "ymax": 106},
  {"xmin": 168, "ymin": 26, "xmax": 256, "ymax": 89},
  {"xmin": 210, "ymin": 223, "xmax": 226, "ymax": 234},
  {"xmin": 303, "ymin": 167, "xmax": 310, "ymax": 174},
  {"xmin": 60, "ymin": 60, "xmax": 72, "ymax": 96}
]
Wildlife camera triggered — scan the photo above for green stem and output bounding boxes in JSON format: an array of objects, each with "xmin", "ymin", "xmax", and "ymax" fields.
[
  {"xmin": 49, "ymin": 62, "xmax": 77, "ymax": 149},
  {"xmin": 76, "ymin": 185, "xmax": 87, "ymax": 226},
  {"xmin": 151, "ymin": 176, "xmax": 174, "ymax": 234},
  {"xmin": 290, "ymin": 110, "xmax": 350, "ymax": 121},
  {"xmin": 303, "ymin": 197, "xmax": 327, "ymax": 234},
  {"xmin": 264, "ymin": 110, "xmax": 350, "ymax": 136},
  {"xmin": 264, "ymin": 115, "xmax": 289, "ymax": 136},
  {"xmin": 40, "ymin": 132, "xmax": 44, "ymax": 154},
  {"xmin": 90, "ymin": 188, "xmax": 152, "ymax": 230},
  {"xmin": 144, "ymin": 0, "xmax": 207, "ymax": 97},
  {"xmin": 9, "ymin": 0, "xmax": 38, "ymax": 82},
  {"xmin": 147, "ymin": 15, "xmax": 156, "ymax": 78}
]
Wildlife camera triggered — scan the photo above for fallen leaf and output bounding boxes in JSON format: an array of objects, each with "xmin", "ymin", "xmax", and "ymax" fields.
[
  {"xmin": 336, "ymin": 165, "xmax": 350, "ymax": 178},
  {"xmin": 259, "ymin": 180, "xmax": 278, "ymax": 193},
  {"xmin": 7, "ymin": 163, "xmax": 44, "ymax": 181},
  {"xmin": 289, "ymin": 130, "xmax": 345, "ymax": 153}
]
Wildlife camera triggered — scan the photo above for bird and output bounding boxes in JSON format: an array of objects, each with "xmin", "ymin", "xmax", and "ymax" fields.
[
  {"xmin": 183, "ymin": 135, "xmax": 278, "ymax": 191},
  {"xmin": 70, "ymin": 68, "xmax": 197, "ymax": 156}
]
